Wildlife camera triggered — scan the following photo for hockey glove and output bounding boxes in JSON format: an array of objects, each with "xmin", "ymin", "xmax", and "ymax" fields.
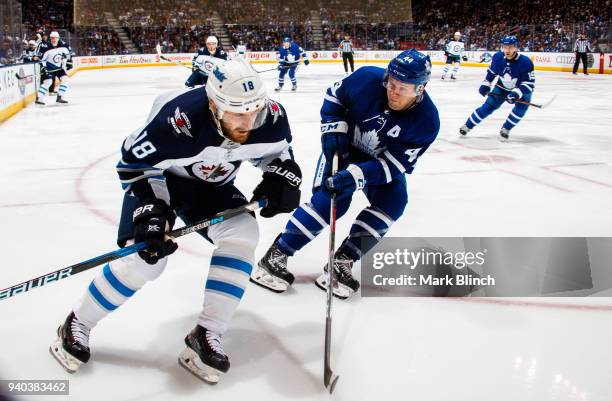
[
  {"xmin": 462, "ymin": 55, "xmax": 468, "ymax": 62},
  {"xmin": 506, "ymin": 89, "xmax": 522, "ymax": 104},
  {"xmin": 252, "ymin": 158, "xmax": 302, "ymax": 218},
  {"xmin": 478, "ymin": 81, "xmax": 491, "ymax": 97},
  {"xmin": 133, "ymin": 199, "xmax": 177, "ymax": 264},
  {"xmin": 321, "ymin": 121, "xmax": 349, "ymax": 162},
  {"xmin": 66, "ymin": 60, "xmax": 73, "ymax": 70},
  {"xmin": 324, "ymin": 166, "xmax": 365, "ymax": 195},
  {"xmin": 304, "ymin": 59, "xmax": 310, "ymax": 66}
]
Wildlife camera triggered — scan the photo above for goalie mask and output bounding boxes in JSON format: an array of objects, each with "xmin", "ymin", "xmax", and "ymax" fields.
[{"xmin": 205, "ymin": 58, "xmax": 269, "ymax": 137}]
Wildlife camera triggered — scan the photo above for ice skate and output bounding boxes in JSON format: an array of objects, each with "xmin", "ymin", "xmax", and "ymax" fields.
[
  {"xmin": 315, "ymin": 252, "xmax": 360, "ymax": 300},
  {"xmin": 50, "ymin": 312, "xmax": 91, "ymax": 373},
  {"xmin": 178, "ymin": 325, "xmax": 229, "ymax": 384},
  {"xmin": 251, "ymin": 241, "xmax": 294, "ymax": 292}
]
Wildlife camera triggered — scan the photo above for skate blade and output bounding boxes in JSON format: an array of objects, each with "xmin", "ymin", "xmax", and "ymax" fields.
[
  {"xmin": 314, "ymin": 274, "xmax": 352, "ymax": 300},
  {"xmin": 49, "ymin": 338, "xmax": 81, "ymax": 373},
  {"xmin": 250, "ymin": 266, "xmax": 290, "ymax": 293},
  {"xmin": 178, "ymin": 348, "xmax": 221, "ymax": 385}
]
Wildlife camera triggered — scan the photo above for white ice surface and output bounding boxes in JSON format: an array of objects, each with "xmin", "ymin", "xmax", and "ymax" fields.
[{"xmin": 1, "ymin": 62, "xmax": 611, "ymax": 401}]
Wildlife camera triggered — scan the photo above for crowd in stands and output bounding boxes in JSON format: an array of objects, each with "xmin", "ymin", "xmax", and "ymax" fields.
[
  {"xmin": 6, "ymin": 0, "xmax": 610, "ymax": 64},
  {"xmin": 412, "ymin": 0, "xmax": 610, "ymax": 52}
]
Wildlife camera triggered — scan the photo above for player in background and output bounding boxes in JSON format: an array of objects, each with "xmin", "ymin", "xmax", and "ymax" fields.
[
  {"xmin": 35, "ymin": 32, "xmax": 73, "ymax": 105},
  {"xmin": 236, "ymin": 41, "xmax": 247, "ymax": 59},
  {"xmin": 275, "ymin": 36, "xmax": 309, "ymax": 92},
  {"xmin": 50, "ymin": 58, "xmax": 302, "ymax": 383},
  {"xmin": 459, "ymin": 35, "xmax": 535, "ymax": 140},
  {"xmin": 253, "ymin": 49, "xmax": 440, "ymax": 299},
  {"xmin": 20, "ymin": 40, "xmax": 39, "ymax": 63},
  {"xmin": 441, "ymin": 31, "xmax": 468, "ymax": 80},
  {"xmin": 338, "ymin": 34, "xmax": 355, "ymax": 74},
  {"xmin": 185, "ymin": 36, "xmax": 228, "ymax": 88}
]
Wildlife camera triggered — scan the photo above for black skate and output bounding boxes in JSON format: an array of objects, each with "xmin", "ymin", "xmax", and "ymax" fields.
[
  {"xmin": 274, "ymin": 86, "xmax": 282, "ymax": 92},
  {"xmin": 56, "ymin": 95, "xmax": 68, "ymax": 104},
  {"xmin": 49, "ymin": 312, "xmax": 91, "ymax": 373},
  {"xmin": 500, "ymin": 128, "xmax": 510, "ymax": 141},
  {"xmin": 450, "ymin": 75, "xmax": 457, "ymax": 80},
  {"xmin": 459, "ymin": 124, "xmax": 471, "ymax": 136},
  {"xmin": 315, "ymin": 252, "xmax": 360, "ymax": 300},
  {"xmin": 251, "ymin": 241, "xmax": 294, "ymax": 293},
  {"xmin": 291, "ymin": 84, "xmax": 297, "ymax": 91},
  {"xmin": 35, "ymin": 97, "xmax": 45, "ymax": 105},
  {"xmin": 178, "ymin": 325, "xmax": 229, "ymax": 384}
]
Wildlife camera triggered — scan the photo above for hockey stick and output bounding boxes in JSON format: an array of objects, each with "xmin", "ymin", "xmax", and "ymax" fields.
[
  {"xmin": 256, "ymin": 61, "xmax": 302, "ymax": 74},
  {"xmin": 155, "ymin": 44, "xmax": 192, "ymax": 70},
  {"xmin": 0, "ymin": 199, "xmax": 267, "ymax": 301},
  {"xmin": 324, "ymin": 153, "xmax": 340, "ymax": 394},
  {"xmin": 488, "ymin": 92, "xmax": 557, "ymax": 109},
  {"xmin": 15, "ymin": 72, "xmax": 34, "ymax": 80}
]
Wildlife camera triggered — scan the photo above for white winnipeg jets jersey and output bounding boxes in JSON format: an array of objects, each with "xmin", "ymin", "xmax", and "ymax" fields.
[{"xmin": 446, "ymin": 40, "xmax": 465, "ymax": 57}]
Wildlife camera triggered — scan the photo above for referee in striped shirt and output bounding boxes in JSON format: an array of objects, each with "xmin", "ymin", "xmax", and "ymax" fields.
[
  {"xmin": 338, "ymin": 35, "xmax": 354, "ymax": 74},
  {"xmin": 573, "ymin": 33, "xmax": 593, "ymax": 75}
]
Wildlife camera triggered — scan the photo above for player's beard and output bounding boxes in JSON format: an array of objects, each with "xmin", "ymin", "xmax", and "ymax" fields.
[{"xmin": 223, "ymin": 125, "xmax": 251, "ymax": 144}]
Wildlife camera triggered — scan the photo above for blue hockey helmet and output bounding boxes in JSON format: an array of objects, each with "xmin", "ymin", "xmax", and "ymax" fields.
[
  {"xmin": 282, "ymin": 36, "xmax": 291, "ymax": 43},
  {"xmin": 500, "ymin": 35, "xmax": 518, "ymax": 46},
  {"xmin": 385, "ymin": 49, "xmax": 432, "ymax": 87}
]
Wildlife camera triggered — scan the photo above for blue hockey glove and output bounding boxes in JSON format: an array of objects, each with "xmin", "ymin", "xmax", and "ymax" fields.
[
  {"xmin": 304, "ymin": 59, "xmax": 310, "ymax": 66},
  {"xmin": 506, "ymin": 89, "xmax": 522, "ymax": 104},
  {"xmin": 321, "ymin": 120, "xmax": 350, "ymax": 166},
  {"xmin": 478, "ymin": 81, "xmax": 491, "ymax": 97},
  {"xmin": 324, "ymin": 168, "xmax": 365, "ymax": 195}
]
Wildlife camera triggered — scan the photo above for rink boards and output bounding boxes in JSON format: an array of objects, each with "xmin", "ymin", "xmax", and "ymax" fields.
[{"xmin": 1, "ymin": 49, "xmax": 610, "ymax": 124}]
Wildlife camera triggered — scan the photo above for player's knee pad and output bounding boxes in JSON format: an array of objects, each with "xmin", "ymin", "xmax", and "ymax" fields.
[
  {"xmin": 279, "ymin": 68, "xmax": 288, "ymax": 78},
  {"xmin": 42, "ymin": 79, "xmax": 53, "ymax": 88},
  {"xmin": 288, "ymin": 67, "xmax": 296, "ymax": 78},
  {"xmin": 208, "ymin": 213, "xmax": 259, "ymax": 257},
  {"xmin": 109, "ymin": 253, "xmax": 168, "ymax": 290}
]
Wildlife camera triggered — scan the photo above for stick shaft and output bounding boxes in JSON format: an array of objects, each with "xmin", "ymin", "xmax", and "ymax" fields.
[{"xmin": 0, "ymin": 199, "xmax": 266, "ymax": 301}]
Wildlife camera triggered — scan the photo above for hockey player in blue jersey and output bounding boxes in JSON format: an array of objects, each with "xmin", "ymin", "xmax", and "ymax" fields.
[
  {"xmin": 459, "ymin": 35, "xmax": 535, "ymax": 140},
  {"xmin": 275, "ymin": 36, "xmax": 309, "ymax": 92},
  {"xmin": 185, "ymin": 36, "xmax": 228, "ymax": 87},
  {"xmin": 35, "ymin": 31, "xmax": 73, "ymax": 105},
  {"xmin": 50, "ymin": 58, "xmax": 303, "ymax": 383},
  {"xmin": 252, "ymin": 49, "xmax": 440, "ymax": 299}
]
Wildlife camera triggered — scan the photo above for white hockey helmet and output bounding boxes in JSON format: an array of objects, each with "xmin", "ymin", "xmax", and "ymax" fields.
[
  {"xmin": 206, "ymin": 57, "xmax": 269, "ymax": 130},
  {"xmin": 28, "ymin": 40, "xmax": 36, "ymax": 46},
  {"xmin": 206, "ymin": 36, "xmax": 218, "ymax": 45},
  {"xmin": 50, "ymin": 31, "xmax": 60, "ymax": 39},
  {"xmin": 454, "ymin": 31, "xmax": 461, "ymax": 39}
]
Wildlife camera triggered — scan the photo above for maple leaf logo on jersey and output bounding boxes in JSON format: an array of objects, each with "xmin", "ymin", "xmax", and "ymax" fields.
[
  {"xmin": 353, "ymin": 126, "xmax": 381, "ymax": 157},
  {"xmin": 499, "ymin": 73, "xmax": 518, "ymax": 90}
]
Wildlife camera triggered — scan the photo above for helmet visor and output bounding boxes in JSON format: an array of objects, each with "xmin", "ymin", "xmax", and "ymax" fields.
[{"xmin": 220, "ymin": 101, "xmax": 269, "ymax": 132}]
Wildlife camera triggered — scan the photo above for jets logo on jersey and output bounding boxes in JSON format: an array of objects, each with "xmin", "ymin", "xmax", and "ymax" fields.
[
  {"xmin": 168, "ymin": 107, "xmax": 193, "ymax": 137},
  {"xmin": 192, "ymin": 161, "xmax": 236, "ymax": 183}
]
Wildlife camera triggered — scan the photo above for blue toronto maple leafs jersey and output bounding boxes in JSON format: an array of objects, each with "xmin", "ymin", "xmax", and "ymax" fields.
[
  {"xmin": 277, "ymin": 42, "xmax": 307, "ymax": 65},
  {"xmin": 117, "ymin": 86, "xmax": 293, "ymax": 204},
  {"xmin": 485, "ymin": 51, "xmax": 535, "ymax": 96},
  {"xmin": 318, "ymin": 66, "xmax": 439, "ymax": 187}
]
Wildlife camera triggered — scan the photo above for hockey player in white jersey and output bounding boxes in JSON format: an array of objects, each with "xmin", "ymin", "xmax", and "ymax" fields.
[
  {"xmin": 50, "ymin": 58, "xmax": 302, "ymax": 384},
  {"xmin": 236, "ymin": 41, "xmax": 247, "ymax": 59},
  {"xmin": 35, "ymin": 31, "xmax": 72, "ymax": 104},
  {"xmin": 441, "ymin": 32, "xmax": 468, "ymax": 80}
]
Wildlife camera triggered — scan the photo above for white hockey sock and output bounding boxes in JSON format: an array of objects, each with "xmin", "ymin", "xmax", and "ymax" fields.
[{"xmin": 73, "ymin": 254, "xmax": 167, "ymax": 328}]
